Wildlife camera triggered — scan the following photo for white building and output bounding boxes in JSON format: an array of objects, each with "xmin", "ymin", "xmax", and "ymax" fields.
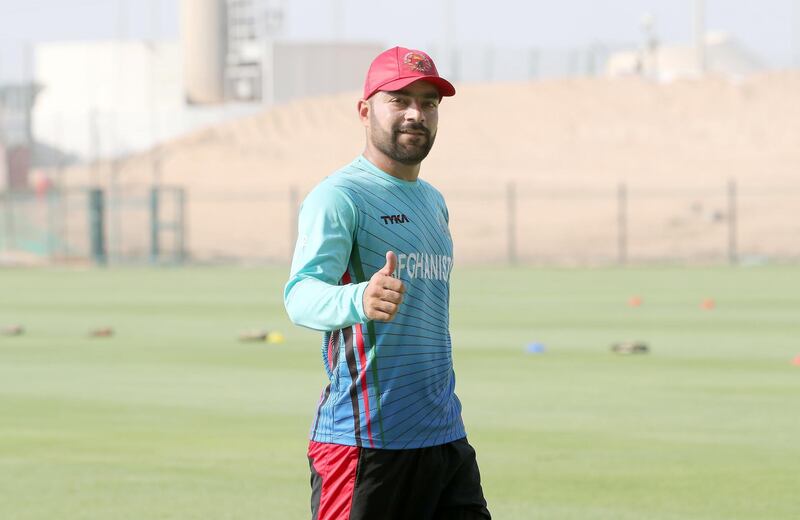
[
  {"xmin": 32, "ymin": 38, "xmax": 382, "ymax": 160},
  {"xmin": 32, "ymin": 0, "xmax": 382, "ymax": 160},
  {"xmin": 33, "ymin": 41, "xmax": 253, "ymax": 161},
  {"xmin": 605, "ymin": 33, "xmax": 764, "ymax": 82}
]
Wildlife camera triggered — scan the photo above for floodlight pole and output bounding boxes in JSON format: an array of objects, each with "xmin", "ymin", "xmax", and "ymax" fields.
[
  {"xmin": 147, "ymin": 8, "xmax": 162, "ymax": 263},
  {"xmin": 333, "ymin": 0, "xmax": 344, "ymax": 40},
  {"xmin": 262, "ymin": 0, "xmax": 285, "ymax": 107},
  {"xmin": 443, "ymin": 0, "xmax": 455, "ymax": 77},
  {"xmin": 694, "ymin": 0, "xmax": 707, "ymax": 74},
  {"xmin": 641, "ymin": 14, "xmax": 658, "ymax": 80},
  {"xmin": 793, "ymin": 0, "xmax": 800, "ymax": 68}
]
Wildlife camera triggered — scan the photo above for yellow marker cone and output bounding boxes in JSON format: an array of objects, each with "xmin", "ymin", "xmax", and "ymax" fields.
[{"xmin": 267, "ymin": 332, "xmax": 285, "ymax": 344}]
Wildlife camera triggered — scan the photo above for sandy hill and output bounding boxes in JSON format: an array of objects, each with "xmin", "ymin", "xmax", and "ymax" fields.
[{"xmin": 63, "ymin": 73, "xmax": 800, "ymax": 264}]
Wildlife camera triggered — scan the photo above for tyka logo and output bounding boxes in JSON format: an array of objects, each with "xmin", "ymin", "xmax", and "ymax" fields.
[{"xmin": 381, "ymin": 214, "xmax": 410, "ymax": 225}]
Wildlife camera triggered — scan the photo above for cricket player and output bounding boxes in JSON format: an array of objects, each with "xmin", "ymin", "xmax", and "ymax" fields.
[{"xmin": 284, "ymin": 46, "xmax": 491, "ymax": 520}]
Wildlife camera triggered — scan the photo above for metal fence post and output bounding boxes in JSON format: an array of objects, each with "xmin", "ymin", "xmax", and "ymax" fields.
[
  {"xmin": 617, "ymin": 182, "xmax": 628, "ymax": 265},
  {"xmin": 88, "ymin": 188, "xmax": 107, "ymax": 266},
  {"xmin": 728, "ymin": 178, "xmax": 738, "ymax": 265},
  {"xmin": 61, "ymin": 187, "xmax": 70, "ymax": 258},
  {"xmin": 150, "ymin": 186, "xmax": 160, "ymax": 263},
  {"xmin": 175, "ymin": 187, "xmax": 186, "ymax": 264},
  {"xmin": 2, "ymin": 191, "xmax": 15, "ymax": 250},
  {"xmin": 46, "ymin": 190, "xmax": 57, "ymax": 259},
  {"xmin": 506, "ymin": 181, "xmax": 517, "ymax": 265}
]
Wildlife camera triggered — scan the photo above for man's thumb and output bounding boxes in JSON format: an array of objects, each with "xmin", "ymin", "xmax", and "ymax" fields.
[{"xmin": 380, "ymin": 251, "xmax": 397, "ymax": 276}]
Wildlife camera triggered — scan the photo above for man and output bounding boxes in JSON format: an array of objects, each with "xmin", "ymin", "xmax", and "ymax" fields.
[{"xmin": 284, "ymin": 46, "xmax": 491, "ymax": 520}]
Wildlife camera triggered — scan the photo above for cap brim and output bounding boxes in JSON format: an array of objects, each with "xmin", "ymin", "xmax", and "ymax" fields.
[{"xmin": 368, "ymin": 75, "xmax": 456, "ymax": 99}]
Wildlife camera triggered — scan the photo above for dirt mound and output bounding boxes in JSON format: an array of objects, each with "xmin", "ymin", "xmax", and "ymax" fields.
[{"xmin": 61, "ymin": 72, "xmax": 800, "ymax": 263}]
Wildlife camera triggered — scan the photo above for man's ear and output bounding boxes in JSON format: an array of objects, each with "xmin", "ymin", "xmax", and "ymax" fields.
[{"xmin": 357, "ymin": 98, "xmax": 370, "ymax": 126}]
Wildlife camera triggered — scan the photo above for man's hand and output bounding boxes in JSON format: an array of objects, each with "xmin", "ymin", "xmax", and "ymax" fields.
[{"xmin": 363, "ymin": 251, "xmax": 405, "ymax": 322}]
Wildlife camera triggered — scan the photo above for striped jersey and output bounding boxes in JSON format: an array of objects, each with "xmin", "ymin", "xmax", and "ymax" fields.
[{"xmin": 284, "ymin": 155, "xmax": 466, "ymax": 450}]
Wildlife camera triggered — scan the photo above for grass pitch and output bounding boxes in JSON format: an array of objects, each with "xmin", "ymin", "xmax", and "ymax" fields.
[{"xmin": 1, "ymin": 266, "xmax": 799, "ymax": 519}]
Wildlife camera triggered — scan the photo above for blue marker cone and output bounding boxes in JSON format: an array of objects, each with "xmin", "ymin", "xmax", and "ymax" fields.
[{"xmin": 526, "ymin": 342, "xmax": 546, "ymax": 354}]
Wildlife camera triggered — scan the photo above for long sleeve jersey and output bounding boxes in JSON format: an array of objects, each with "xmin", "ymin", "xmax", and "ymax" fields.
[{"xmin": 284, "ymin": 155, "xmax": 466, "ymax": 450}]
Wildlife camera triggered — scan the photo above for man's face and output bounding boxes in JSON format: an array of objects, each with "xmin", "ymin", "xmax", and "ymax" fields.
[{"xmin": 366, "ymin": 81, "xmax": 440, "ymax": 166}]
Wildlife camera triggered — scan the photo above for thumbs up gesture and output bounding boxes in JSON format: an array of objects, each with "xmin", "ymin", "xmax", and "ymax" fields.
[{"xmin": 363, "ymin": 251, "xmax": 405, "ymax": 322}]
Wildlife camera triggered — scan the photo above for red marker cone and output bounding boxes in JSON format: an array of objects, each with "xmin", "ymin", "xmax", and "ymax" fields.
[
  {"xmin": 628, "ymin": 296, "xmax": 643, "ymax": 308},
  {"xmin": 701, "ymin": 298, "xmax": 716, "ymax": 310},
  {"xmin": 792, "ymin": 356, "xmax": 800, "ymax": 366}
]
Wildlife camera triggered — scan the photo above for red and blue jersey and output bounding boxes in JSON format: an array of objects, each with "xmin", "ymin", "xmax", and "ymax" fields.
[{"xmin": 284, "ymin": 155, "xmax": 465, "ymax": 449}]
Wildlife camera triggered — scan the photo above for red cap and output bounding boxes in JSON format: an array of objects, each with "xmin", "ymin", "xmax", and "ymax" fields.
[{"xmin": 363, "ymin": 46, "xmax": 456, "ymax": 100}]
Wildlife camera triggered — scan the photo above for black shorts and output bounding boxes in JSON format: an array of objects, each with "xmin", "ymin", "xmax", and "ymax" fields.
[{"xmin": 308, "ymin": 438, "xmax": 491, "ymax": 520}]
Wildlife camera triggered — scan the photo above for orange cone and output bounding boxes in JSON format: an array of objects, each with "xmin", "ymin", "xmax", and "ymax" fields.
[
  {"xmin": 628, "ymin": 296, "xmax": 643, "ymax": 307},
  {"xmin": 792, "ymin": 356, "xmax": 800, "ymax": 366},
  {"xmin": 701, "ymin": 298, "xmax": 716, "ymax": 310}
]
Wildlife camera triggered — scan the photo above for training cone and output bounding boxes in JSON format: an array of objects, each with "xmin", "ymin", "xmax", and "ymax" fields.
[
  {"xmin": 792, "ymin": 356, "xmax": 800, "ymax": 366},
  {"xmin": 267, "ymin": 332, "xmax": 285, "ymax": 344},
  {"xmin": 628, "ymin": 296, "xmax": 643, "ymax": 308},
  {"xmin": 525, "ymin": 342, "xmax": 545, "ymax": 354},
  {"xmin": 701, "ymin": 298, "xmax": 716, "ymax": 310}
]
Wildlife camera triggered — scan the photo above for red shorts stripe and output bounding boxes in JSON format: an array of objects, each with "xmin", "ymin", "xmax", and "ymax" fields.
[{"xmin": 308, "ymin": 441, "xmax": 360, "ymax": 520}]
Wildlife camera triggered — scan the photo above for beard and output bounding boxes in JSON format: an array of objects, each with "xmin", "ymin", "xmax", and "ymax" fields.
[{"xmin": 370, "ymin": 114, "xmax": 436, "ymax": 166}]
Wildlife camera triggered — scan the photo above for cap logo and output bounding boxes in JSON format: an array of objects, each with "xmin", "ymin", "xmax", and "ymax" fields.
[{"xmin": 403, "ymin": 52, "xmax": 433, "ymax": 73}]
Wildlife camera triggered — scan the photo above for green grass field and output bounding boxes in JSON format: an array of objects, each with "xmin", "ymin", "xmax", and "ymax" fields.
[{"xmin": 1, "ymin": 266, "xmax": 799, "ymax": 519}]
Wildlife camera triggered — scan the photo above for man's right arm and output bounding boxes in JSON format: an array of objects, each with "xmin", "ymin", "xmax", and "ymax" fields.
[{"xmin": 283, "ymin": 184, "xmax": 368, "ymax": 331}]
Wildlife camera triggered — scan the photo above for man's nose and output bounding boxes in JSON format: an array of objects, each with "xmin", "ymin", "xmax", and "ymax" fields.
[{"xmin": 404, "ymin": 102, "xmax": 425, "ymax": 122}]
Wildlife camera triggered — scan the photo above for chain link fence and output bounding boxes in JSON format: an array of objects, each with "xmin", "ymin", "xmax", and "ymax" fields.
[
  {"xmin": 446, "ymin": 180, "xmax": 800, "ymax": 265},
  {"xmin": 1, "ymin": 180, "xmax": 798, "ymax": 266},
  {"xmin": 0, "ymin": 188, "xmax": 89, "ymax": 262},
  {"xmin": 0, "ymin": 185, "xmax": 185, "ymax": 265}
]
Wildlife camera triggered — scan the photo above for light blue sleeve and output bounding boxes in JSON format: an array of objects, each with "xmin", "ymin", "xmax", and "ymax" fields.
[{"xmin": 283, "ymin": 182, "xmax": 369, "ymax": 331}]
